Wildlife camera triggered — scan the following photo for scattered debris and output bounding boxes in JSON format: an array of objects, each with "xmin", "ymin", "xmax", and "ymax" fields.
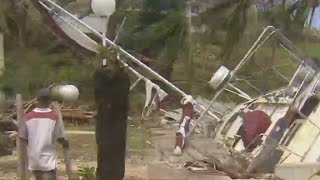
[
  {"xmin": 0, "ymin": 132, "xmax": 15, "ymax": 157},
  {"xmin": 184, "ymin": 159, "xmax": 282, "ymax": 179},
  {"xmin": 0, "ymin": 121, "xmax": 17, "ymax": 132},
  {"xmin": 146, "ymin": 140, "xmax": 152, "ymax": 145},
  {"xmin": 11, "ymin": 102, "xmax": 95, "ymax": 125},
  {"xmin": 61, "ymin": 108, "xmax": 95, "ymax": 125},
  {"xmin": 184, "ymin": 160, "xmax": 216, "ymax": 172}
]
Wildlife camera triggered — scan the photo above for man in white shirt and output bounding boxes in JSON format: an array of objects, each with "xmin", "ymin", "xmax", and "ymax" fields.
[{"xmin": 19, "ymin": 88, "xmax": 69, "ymax": 180}]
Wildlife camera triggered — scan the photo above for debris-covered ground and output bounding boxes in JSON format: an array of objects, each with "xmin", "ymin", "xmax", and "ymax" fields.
[{"xmin": 0, "ymin": 115, "xmax": 280, "ymax": 180}]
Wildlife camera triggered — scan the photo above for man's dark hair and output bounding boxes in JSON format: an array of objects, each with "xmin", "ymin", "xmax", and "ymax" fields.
[{"xmin": 37, "ymin": 88, "xmax": 51, "ymax": 106}]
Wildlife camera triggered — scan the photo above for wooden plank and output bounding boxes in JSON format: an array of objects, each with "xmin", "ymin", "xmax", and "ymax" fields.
[
  {"xmin": 52, "ymin": 102, "xmax": 74, "ymax": 180},
  {"xmin": 16, "ymin": 94, "xmax": 28, "ymax": 180}
]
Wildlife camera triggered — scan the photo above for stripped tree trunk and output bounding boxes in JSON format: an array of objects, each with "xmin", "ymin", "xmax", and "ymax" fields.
[{"xmin": 94, "ymin": 61, "xmax": 130, "ymax": 180}]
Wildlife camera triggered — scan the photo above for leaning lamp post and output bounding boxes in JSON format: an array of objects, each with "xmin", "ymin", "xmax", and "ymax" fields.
[{"xmin": 91, "ymin": 0, "xmax": 116, "ymax": 47}]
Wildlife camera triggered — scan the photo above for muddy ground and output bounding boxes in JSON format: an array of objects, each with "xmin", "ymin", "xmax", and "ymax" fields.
[{"xmin": 0, "ymin": 116, "xmax": 266, "ymax": 180}]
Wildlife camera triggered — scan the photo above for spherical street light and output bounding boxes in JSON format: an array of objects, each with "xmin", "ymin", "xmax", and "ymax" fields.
[
  {"xmin": 91, "ymin": 0, "xmax": 116, "ymax": 47},
  {"xmin": 51, "ymin": 85, "xmax": 79, "ymax": 102},
  {"xmin": 91, "ymin": 0, "xmax": 116, "ymax": 17}
]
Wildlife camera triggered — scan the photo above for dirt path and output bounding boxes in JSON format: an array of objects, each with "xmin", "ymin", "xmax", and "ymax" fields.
[
  {"xmin": 65, "ymin": 130, "xmax": 95, "ymax": 135},
  {"xmin": 0, "ymin": 117, "xmax": 262, "ymax": 180}
]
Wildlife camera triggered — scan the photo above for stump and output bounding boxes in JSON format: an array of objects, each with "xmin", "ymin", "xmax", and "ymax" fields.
[{"xmin": 94, "ymin": 61, "xmax": 130, "ymax": 180}]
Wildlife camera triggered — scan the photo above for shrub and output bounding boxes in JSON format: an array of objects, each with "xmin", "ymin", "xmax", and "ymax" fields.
[{"xmin": 77, "ymin": 166, "xmax": 96, "ymax": 180}]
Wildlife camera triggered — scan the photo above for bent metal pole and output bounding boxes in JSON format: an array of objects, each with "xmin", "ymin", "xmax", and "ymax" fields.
[
  {"xmin": 41, "ymin": 0, "xmax": 187, "ymax": 97},
  {"xmin": 39, "ymin": 0, "xmax": 219, "ymax": 120}
]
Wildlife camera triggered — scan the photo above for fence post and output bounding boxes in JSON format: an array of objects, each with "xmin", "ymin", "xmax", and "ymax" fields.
[{"xmin": 17, "ymin": 94, "xmax": 28, "ymax": 180}]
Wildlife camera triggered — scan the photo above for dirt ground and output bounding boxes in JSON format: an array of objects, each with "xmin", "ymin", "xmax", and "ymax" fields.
[{"xmin": 0, "ymin": 116, "xmax": 263, "ymax": 180}]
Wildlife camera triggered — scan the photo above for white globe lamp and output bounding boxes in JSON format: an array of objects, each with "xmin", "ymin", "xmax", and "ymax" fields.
[
  {"xmin": 91, "ymin": 0, "xmax": 116, "ymax": 47},
  {"xmin": 59, "ymin": 85, "xmax": 80, "ymax": 102},
  {"xmin": 209, "ymin": 66, "xmax": 230, "ymax": 90},
  {"xmin": 91, "ymin": 0, "xmax": 116, "ymax": 17}
]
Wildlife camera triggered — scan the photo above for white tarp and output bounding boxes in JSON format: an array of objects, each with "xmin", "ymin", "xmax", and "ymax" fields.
[
  {"xmin": 54, "ymin": 15, "xmax": 99, "ymax": 52},
  {"xmin": 80, "ymin": 15, "xmax": 107, "ymax": 33},
  {"xmin": 38, "ymin": 2, "xmax": 99, "ymax": 53}
]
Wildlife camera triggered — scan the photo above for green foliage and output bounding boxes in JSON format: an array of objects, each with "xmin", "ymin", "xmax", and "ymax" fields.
[
  {"xmin": 259, "ymin": 0, "xmax": 309, "ymax": 38},
  {"xmin": 1, "ymin": 0, "xmax": 319, "ymax": 109},
  {"xmin": 120, "ymin": 1, "xmax": 187, "ymax": 79},
  {"xmin": 122, "ymin": 12, "xmax": 185, "ymax": 55},
  {"xmin": 129, "ymin": 93, "xmax": 145, "ymax": 115},
  {"xmin": 127, "ymin": 123, "xmax": 152, "ymax": 149},
  {"xmin": 2, "ymin": 49, "xmax": 93, "ymax": 98},
  {"xmin": 142, "ymin": 0, "xmax": 185, "ymax": 12},
  {"xmin": 285, "ymin": 0, "xmax": 309, "ymax": 37},
  {"xmin": 0, "ymin": 0, "xmax": 30, "ymax": 46},
  {"xmin": 221, "ymin": 0, "xmax": 252, "ymax": 60},
  {"xmin": 77, "ymin": 166, "xmax": 96, "ymax": 180},
  {"xmin": 95, "ymin": 46, "xmax": 128, "ymax": 79},
  {"xmin": 4, "ymin": 16, "xmax": 19, "ymax": 35}
]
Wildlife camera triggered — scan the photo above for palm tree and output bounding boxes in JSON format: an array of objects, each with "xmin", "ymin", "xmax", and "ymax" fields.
[
  {"xmin": 198, "ymin": 0, "xmax": 256, "ymax": 65},
  {"xmin": 119, "ymin": 0, "xmax": 187, "ymax": 81}
]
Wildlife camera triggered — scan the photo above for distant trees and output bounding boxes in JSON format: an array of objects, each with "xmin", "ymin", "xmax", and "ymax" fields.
[
  {"xmin": 199, "ymin": 0, "xmax": 313, "ymax": 63},
  {"xmin": 119, "ymin": 0, "xmax": 187, "ymax": 80},
  {"xmin": 0, "ymin": 0, "xmax": 28, "ymax": 46},
  {"xmin": 1, "ymin": 0, "xmax": 317, "ymax": 98},
  {"xmin": 222, "ymin": 0, "xmax": 253, "ymax": 61},
  {"xmin": 197, "ymin": 0, "xmax": 258, "ymax": 67}
]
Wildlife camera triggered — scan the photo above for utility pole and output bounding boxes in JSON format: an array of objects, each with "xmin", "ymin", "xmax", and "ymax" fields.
[{"xmin": 186, "ymin": 0, "xmax": 193, "ymax": 93}]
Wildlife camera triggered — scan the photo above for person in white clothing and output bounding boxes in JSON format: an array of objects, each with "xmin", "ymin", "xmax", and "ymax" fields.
[{"xmin": 19, "ymin": 88, "xmax": 69, "ymax": 180}]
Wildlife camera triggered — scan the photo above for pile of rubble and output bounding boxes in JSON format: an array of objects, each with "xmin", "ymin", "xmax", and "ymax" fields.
[
  {"xmin": 60, "ymin": 108, "xmax": 95, "ymax": 125},
  {"xmin": 8, "ymin": 98, "xmax": 95, "ymax": 125}
]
